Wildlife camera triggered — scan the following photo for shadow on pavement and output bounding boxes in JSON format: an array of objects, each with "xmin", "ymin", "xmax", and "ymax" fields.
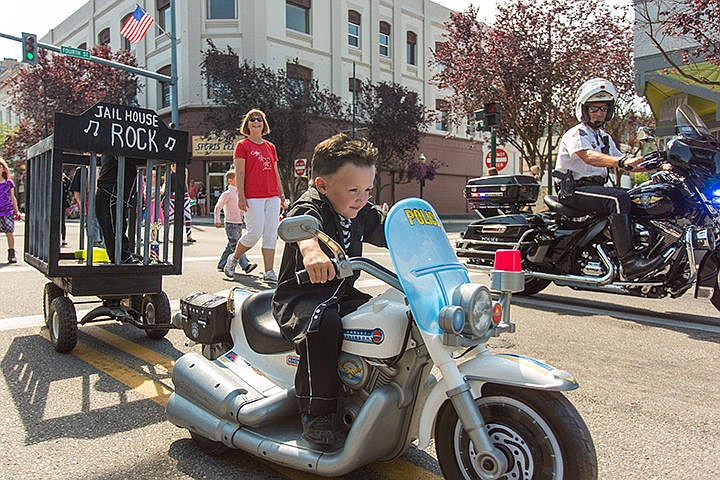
[{"xmin": 1, "ymin": 334, "xmax": 165, "ymax": 445}]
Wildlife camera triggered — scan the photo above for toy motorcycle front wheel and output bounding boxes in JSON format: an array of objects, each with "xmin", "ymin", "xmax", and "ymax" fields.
[{"xmin": 435, "ymin": 384, "xmax": 597, "ymax": 480}]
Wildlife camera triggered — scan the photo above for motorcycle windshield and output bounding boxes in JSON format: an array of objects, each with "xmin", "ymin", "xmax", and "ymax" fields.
[
  {"xmin": 385, "ymin": 198, "xmax": 469, "ymax": 335},
  {"xmin": 676, "ymin": 105, "xmax": 715, "ymax": 142}
]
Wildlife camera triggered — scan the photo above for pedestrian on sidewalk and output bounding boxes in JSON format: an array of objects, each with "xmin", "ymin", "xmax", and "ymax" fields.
[
  {"xmin": 0, "ymin": 158, "xmax": 22, "ymax": 264},
  {"xmin": 223, "ymin": 108, "xmax": 286, "ymax": 284},
  {"xmin": 214, "ymin": 169, "xmax": 257, "ymax": 275}
]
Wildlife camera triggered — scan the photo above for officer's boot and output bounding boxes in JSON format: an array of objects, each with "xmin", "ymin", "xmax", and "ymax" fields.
[
  {"xmin": 8, "ymin": 248, "xmax": 17, "ymax": 264},
  {"xmin": 609, "ymin": 214, "xmax": 663, "ymax": 279}
]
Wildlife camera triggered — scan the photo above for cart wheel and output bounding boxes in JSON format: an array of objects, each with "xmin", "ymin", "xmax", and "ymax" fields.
[
  {"xmin": 43, "ymin": 282, "xmax": 65, "ymax": 328},
  {"xmin": 142, "ymin": 292, "xmax": 171, "ymax": 339},
  {"xmin": 48, "ymin": 297, "xmax": 78, "ymax": 353}
]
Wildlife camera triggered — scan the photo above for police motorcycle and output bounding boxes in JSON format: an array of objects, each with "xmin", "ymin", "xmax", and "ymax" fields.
[
  {"xmin": 456, "ymin": 104, "xmax": 720, "ymax": 312},
  {"xmin": 166, "ymin": 198, "xmax": 597, "ymax": 479}
]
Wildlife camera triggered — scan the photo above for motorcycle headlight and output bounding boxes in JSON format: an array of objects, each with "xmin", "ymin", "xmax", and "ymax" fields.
[
  {"xmin": 711, "ymin": 188, "xmax": 720, "ymax": 207},
  {"xmin": 452, "ymin": 284, "xmax": 493, "ymax": 338}
]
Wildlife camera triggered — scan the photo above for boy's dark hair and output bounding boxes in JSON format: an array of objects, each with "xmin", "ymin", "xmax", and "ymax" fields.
[{"xmin": 311, "ymin": 134, "xmax": 378, "ymax": 178}]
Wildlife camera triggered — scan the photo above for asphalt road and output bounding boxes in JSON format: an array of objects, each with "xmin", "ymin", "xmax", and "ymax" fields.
[{"xmin": 1, "ymin": 220, "xmax": 718, "ymax": 479}]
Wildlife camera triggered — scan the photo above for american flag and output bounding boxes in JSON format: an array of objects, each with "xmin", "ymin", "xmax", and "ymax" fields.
[{"xmin": 120, "ymin": 6, "xmax": 154, "ymax": 45}]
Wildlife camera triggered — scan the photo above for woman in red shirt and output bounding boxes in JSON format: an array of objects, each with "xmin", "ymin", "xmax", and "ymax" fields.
[{"xmin": 223, "ymin": 109, "xmax": 286, "ymax": 283}]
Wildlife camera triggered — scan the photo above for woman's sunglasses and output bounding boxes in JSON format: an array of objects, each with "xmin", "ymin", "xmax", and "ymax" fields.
[{"xmin": 248, "ymin": 117, "xmax": 264, "ymax": 123}]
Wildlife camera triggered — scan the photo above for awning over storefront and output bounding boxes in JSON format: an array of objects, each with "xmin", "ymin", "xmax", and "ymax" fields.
[{"xmin": 639, "ymin": 61, "xmax": 720, "ymax": 123}]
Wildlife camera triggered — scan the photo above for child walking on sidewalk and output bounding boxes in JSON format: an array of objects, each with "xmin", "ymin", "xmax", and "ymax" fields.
[
  {"xmin": 0, "ymin": 158, "xmax": 22, "ymax": 264},
  {"xmin": 214, "ymin": 170, "xmax": 257, "ymax": 276}
]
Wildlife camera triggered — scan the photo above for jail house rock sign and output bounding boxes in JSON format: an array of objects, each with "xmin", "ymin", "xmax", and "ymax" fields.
[{"xmin": 52, "ymin": 102, "xmax": 189, "ymax": 163}]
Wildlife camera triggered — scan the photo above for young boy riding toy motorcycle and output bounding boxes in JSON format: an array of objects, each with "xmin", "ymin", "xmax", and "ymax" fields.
[{"xmin": 272, "ymin": 134, "xmax": 386, "ymax": 448}]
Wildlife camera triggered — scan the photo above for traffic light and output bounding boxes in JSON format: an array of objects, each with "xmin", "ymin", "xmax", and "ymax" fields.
[
  {"xmin": 21, "ymin": 33, "xmax": 38, "ymax": 64},
  {"xmin": 474, "ymin": 102, "xmax": 501, "ymax": 132},
  {"xmin": 484, "ymin": 102, "xmax": 500, "ymax": 127}
]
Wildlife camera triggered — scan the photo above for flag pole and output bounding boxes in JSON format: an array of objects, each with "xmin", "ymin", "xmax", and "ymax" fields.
[{"xmin": 170, "ymin": 0, "xmax": 179, "ymax": 128}]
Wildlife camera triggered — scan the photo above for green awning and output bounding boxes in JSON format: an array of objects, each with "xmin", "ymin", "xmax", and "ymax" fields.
[{"xmin": 642, "ymin": 61, "xmax": 720, "ymax": 120}]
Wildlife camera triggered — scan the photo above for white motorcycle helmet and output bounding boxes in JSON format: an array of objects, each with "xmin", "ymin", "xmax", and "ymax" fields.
[{"xmin": 574, "ymin": 78, "xmax": 617, "ymax": 128}]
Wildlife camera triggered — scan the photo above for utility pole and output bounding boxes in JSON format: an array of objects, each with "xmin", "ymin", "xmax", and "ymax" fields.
[{"xmin": 170, "ymin": 0, "xmax": 179, "ymax": 128}]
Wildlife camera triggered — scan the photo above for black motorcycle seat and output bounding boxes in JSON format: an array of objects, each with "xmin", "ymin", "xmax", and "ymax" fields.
[
  {"xmin": 544, "ymin": 195, "xmax": 595, "ymax": 218},
  {"xmin": 241, "ymin": 290, "xmax": 294, "ymax": 355}
]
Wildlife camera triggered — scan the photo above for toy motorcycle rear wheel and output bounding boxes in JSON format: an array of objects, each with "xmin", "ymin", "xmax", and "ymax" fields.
[
  {"xmin": 435, "ymin": 383, "xmax": 597, "ymax": 480},
  {"xmin": 189, "ymin": 431, "xmax": 230, "ymax": 456}
]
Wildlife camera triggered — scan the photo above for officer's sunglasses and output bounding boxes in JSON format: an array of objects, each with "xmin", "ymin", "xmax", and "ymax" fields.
[{"xmin": 587, "ymin": 105, "xmax": 610, "ymax": 113}]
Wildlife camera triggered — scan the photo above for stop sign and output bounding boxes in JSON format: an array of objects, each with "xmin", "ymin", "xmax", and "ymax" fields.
[
  {"xmin": 294, "ymin": 158, "xmax": 307, "ymax": 177},
  {"xmin": 485, "ymin": 148, "xmax": 509, "ymax": 172}
]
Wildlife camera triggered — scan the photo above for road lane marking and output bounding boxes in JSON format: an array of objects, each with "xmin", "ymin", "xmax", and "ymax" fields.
[
  {"xmin": 83, "ymin": 326, "xmax": 175, "ymax": 376},
  {"xmin": 72, "ymin": 339, "xmax": 172, "ymax": 406},
  {"xmin": 371, "ymin": 460, "xmax": 443, "ymax": 480}
]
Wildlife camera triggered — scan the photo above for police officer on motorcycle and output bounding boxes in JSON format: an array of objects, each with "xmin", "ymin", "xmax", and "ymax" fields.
[{"xmin": 555, "ymin": 78, "xmax": 663, "ymax": 279}]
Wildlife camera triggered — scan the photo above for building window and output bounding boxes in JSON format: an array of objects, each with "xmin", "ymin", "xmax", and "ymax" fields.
[
  {"xmin": 379, "ymin": 21, "xmax": 390, "ymax": 57},
  {"xmin": 406, "ymin": 31, "xmax": 417, "ymax": 66},
  {"xmin": 287, "ymin": 62, "xmax": 312, "ymax": 93},
  {"xmin": 78, "ymin": 42, "xmax": 87, "ymax": 50},
  {"xmin": 120, "ymin": 14, "xmax": 132, "ymax": 50},
  {"xmin": 208, "ymin": 0, "xmax": 236, "ymax": 19},
  {"xmin": 348, "ymin": 10, "xmax": 360, "ymax": 48},
  {"xmin": 286, "ymin": 0, "xmax": 310, "ymax": 34},
  {"xmin": 157, "ymin": 0, "xmax": 171, "ymax": 31},
  {"xmin": 158, "ymin": 65, "xmax": 171, "ymax": 109},
  {"xmin": 433, "ymin": 41, "xmax": 446, "ymax": 74},
  {"xmin": 97, "ymin": 28, "xmax": 110, "ymax": 46},
  {"xmin": 436, "ymin": 99, "xmax": 450, "ymax": 132}
]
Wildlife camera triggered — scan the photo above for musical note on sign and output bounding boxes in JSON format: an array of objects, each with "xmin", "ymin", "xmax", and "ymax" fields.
[
  {"xmin": 164, "ymin": 137, "xmax": 176, "ymax": 151},
  {"xmin": 84, "ymin": 120, "xmax": 100, "ymax": 137}
]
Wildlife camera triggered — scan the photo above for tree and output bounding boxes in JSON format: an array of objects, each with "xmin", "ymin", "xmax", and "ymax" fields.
[
  {"xmin": 6, "ymin": 44, "xmax": 139, "ymax": 159},
  {"xmin": 433, "ymin": 0, "xmax": 635, "ymax": 174},
  {"xmin": 636, "ymin": 0, "xmax": 720, "ymax": 86},
  {"xmin": 354, "ymin": 81, "xmax": 432, "ymax": 202},
  {"xmin": 201, "ymin": 41, "xmax": 344, "ymax": 200}
]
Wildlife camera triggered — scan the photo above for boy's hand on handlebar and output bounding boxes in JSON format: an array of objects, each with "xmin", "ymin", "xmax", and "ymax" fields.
[
  {"xmin": 303, "ymin": 253, "xmax": 336, "ymax": 283},
  {"xmin": 299, "ymin": 239, "xmax": 336, "ymax": 283}
]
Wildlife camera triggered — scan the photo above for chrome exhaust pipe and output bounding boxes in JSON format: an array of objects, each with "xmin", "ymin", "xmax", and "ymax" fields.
[
  {"xmin": 167, "ymin": 385, "xmax": 405, "ymax": 477},
  {"xmin": 171, "ymin": 352, "xmax": 297, "ymax": 427},
  {"xmin": 467, "ymin": 244, "xmax": 616, "ymax": 286}
]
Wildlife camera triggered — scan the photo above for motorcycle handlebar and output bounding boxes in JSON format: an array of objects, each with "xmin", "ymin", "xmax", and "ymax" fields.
[{"xmin": 294, "ymin": 257, "xmax": 403, "ymax": 291}]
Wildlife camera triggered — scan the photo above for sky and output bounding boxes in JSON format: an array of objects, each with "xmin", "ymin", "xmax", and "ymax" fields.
[{"xmin": 0, "ymin": 0, "xmax": 488, "ymax": 63}]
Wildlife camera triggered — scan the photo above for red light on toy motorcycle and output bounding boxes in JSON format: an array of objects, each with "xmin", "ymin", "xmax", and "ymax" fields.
[
  {"xmin": 492, "ymin": 302, "xmax": 502, "ymax": 325},
  {"xmin": 493, "ymin": 249, "xmax": 521, "ymax": 271}
]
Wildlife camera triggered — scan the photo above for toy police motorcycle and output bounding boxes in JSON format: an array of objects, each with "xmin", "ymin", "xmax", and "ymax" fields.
[
  {"xmin": 166, "ymin": 198, "xmax": 597, "ymax": 479},
  {"xmin": 457, "ymin": 105, "xmax": 720, "ymax": 312}
]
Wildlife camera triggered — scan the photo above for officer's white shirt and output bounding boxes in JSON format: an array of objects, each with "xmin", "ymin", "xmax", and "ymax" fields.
[{"xmin": 556, "ymin": 122, "xmax": 621, "ymax": 180}]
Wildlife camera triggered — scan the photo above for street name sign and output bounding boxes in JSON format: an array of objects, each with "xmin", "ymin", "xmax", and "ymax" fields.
[{"xmin": 60, "ymin": 46, "xmax": 91, "ymax": 59}]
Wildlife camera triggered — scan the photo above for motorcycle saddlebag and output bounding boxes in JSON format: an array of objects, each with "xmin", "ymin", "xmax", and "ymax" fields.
[
  {"xmin": 179, "ymin": 291, "xmax": 231, "ymax": 344},
  {"xmin": 465, "ymin": 174, "xmax": 539, "ymax": 208}
]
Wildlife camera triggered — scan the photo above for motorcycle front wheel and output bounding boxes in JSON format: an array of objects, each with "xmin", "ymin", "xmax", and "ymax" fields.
[
  {"xmin": 516, "ymin": 277, "xmax": 551, "ymax": 296},
  {"xmin": 434, "ymin": 383, "xmax": 597, "ymax": 480}
]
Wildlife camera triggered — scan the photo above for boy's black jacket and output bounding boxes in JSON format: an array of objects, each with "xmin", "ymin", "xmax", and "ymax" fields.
[{"xmin": 272, "ymin": 186, "xmax": 386, "ymax": 337}]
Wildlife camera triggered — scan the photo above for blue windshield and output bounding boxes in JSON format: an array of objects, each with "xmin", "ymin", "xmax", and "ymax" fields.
[{"xmin": 385, "ymin": 198, "xmax": 469, "ymax": 334}]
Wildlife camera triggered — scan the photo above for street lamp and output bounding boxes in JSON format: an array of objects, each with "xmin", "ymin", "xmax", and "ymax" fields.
[{"xmin": 418, "ymin": 153, "xmax": 427, "ymax": 199}]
